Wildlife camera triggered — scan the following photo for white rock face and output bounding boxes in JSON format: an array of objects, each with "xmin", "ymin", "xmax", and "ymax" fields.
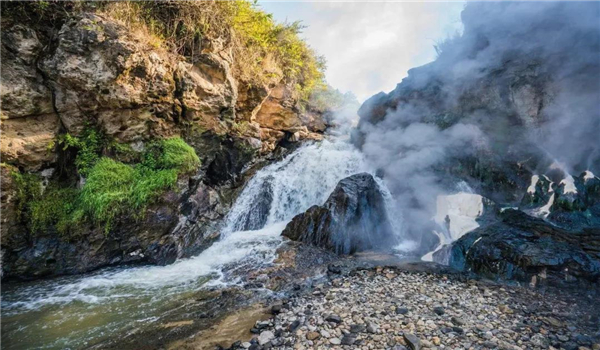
[{"xmin": 422, "ymin": 192, "xmax": 484, "ymax": 262}]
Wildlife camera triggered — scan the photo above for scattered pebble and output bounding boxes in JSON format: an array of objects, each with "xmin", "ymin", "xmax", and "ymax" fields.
[{"xmin": 233, "ymin": 268, "xmax": 599, "ymax": 349}]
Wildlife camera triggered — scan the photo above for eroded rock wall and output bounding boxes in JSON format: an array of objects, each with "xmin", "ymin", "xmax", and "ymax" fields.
[{"xmin": 0, "ymin": 12, "xmax": 327, "ymax": 279}]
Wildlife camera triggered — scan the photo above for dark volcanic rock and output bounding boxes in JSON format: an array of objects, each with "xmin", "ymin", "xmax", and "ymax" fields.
[
  {"xmin": 281, "ymin": 173, "xmax": 398, "ymax": 254},
  {"xmin": 441, "ymin": 209, "xmax": 600, "ymax": 286}
]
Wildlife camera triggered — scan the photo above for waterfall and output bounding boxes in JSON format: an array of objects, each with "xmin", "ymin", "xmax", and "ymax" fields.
[
  {"xmin": 224, "ymin": 139, "xmax": 367, "ymax": 233},
  {"xmin": 1, "ymin": 138, "xmax": 369, "ymax": 319},
  {"xmin": 1, "ymin": 135, "xmax": 413, "ymax": 350}
]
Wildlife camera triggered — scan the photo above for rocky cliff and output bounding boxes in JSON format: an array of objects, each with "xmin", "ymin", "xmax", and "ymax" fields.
[
  {"xmin": 354, "ymin": 2, "xmax": 600, "ymax": 286},
  {"xmin": 0, "ymin": 3, "xmax": 329, "ymax": 279}
]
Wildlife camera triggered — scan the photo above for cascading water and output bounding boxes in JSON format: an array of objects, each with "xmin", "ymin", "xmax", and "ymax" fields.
[{"xmin": 1, "ymin": 137, "xmax": 381, "ymax": 350}]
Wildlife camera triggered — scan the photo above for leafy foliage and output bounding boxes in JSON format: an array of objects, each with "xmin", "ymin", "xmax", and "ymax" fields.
[{"xmin": 307, "ymin": 85, "xmax": 359, "ymax": 113}]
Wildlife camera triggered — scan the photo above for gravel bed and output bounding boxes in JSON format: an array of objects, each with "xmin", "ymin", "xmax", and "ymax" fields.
[{"xmin": 229, "ymin": 267, "xmax": 600, "ymax": 350}]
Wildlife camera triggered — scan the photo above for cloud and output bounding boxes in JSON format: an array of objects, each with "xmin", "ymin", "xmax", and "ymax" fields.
[{"xmin": 260, "ymin": 1, "xmax": 465, "ymax": 102}]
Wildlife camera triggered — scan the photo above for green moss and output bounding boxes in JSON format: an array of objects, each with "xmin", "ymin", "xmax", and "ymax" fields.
[
  {"xmin": 108, "ymin": 141, "xmax": 140, "ymax": 163},
  {"xmin": 29, "ymin": 186, "xmax": 79, "ymax": 234},
  {"xmin": 147, "ymin": 137, "xmax": 200, "ymax": 173},
  {"xmin": 10, "ymin": 170, "xmax": 78, "ymax": 235},
  {"xmin": 130, "ymin": 168, "xmax": 179, "ymax": 210},
  {"xmin": 80, "ymin": 137, "xmax": 199, "ymax": 232},
  {"xmin": 11, "ymin": 171, "xmax": 41, "ymax": 222},
  {"xmin": 79, "ymin": 157, "xmax": 181, "ymax": 231},
  {"xmin": 12, "ymin": 137, "xmax": 200, "ymax": 235},
  {"xmin": 79, "ymin": 157, "xmax": 136, "ymax": 229}
]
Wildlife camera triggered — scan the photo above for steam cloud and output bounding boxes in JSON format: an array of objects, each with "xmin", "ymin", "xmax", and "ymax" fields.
[{"xmin": 355, "ymin": 2, "xmax": 600, "ymax": 250}]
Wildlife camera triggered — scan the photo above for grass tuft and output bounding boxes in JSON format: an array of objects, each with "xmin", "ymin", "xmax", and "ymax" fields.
[{"xmin": 11, "ymin": 136, "xmax": 200, "ymax": 235}]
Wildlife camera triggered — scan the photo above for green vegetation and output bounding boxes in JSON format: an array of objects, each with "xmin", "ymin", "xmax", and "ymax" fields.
[
  {"xmin": 97, "ymin": 0, "xmax": 326, "ymax": 101},
  {"xmin": 29, "ymin": 185, "xmax": 80, "ymax": 235},
  {"xmin": 57, "ymin": 128, "xmax": 104, "ymax": 176},
  {"xmin": 12, "ymin": 136, "xmax": 200, "ymax": 235},
  {"xmin": 11, "ymin": 170, "xmax": 41, "ymax": 222},
  {"xmin": 307, "ymin": 85, "xmax": 359, "ymax": 112},
  {"xmin": 1, "ymin": 1, "xmax": 329, "ymax": 104},
  {"xmin": 141, "ymin": 137, "xmax": 200, "ymax": 173}
]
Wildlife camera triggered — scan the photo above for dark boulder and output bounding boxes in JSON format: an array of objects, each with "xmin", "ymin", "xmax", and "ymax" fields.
[
  {"xmin": 281, "ymin": 173, "xmax": 398, "ymax": 254},
  {"xmin": 440, "ymin": 209, "xmax": 600, "ymax": 287}
]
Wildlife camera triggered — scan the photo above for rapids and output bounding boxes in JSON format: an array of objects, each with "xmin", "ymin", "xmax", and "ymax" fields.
[{"xmin": 1, "ymin": 138, "xmax": 384, "ymax": 350}]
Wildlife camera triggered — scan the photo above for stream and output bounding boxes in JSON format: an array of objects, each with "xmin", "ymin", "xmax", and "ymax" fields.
[{"xmin": 1, "ymin": 138, "xmax": 382, "ymax": 350}]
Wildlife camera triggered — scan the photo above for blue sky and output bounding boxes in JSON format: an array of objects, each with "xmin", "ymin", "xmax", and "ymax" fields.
[{"xmin": 259, "ymin": 1, "xmax": 465, "ymax": 101}]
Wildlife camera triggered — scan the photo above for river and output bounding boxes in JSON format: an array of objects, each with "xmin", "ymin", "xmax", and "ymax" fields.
[{"xmin": 1, "ymin": 138, "xmax": 377, "ymax": 350}]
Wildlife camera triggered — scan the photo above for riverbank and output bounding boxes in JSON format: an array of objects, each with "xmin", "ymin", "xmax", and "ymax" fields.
[{"xmin": 192, "ymin": 262, "xmax": 600, "ymax": 350}]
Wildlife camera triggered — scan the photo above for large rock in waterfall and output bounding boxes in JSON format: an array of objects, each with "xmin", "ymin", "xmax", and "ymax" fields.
[{"xmin": 281, "ymin": 173, "xmax": 398, "ymax": 254}]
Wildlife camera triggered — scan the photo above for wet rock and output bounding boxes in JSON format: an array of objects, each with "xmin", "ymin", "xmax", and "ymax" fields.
[
  {"xmin": 444, "ymin": 209, "xmax": 600, "ymax": 287},
  {"xmin": 350, "ymin": 324, "xmax": 366, "ymax": 333},
  {"xmin": 282, "ymin": 173, "xmax": 398, "ymax": 254},
  {"xmin": 270, "ymin": 304, "xmax": 283, "ymax": 314},
  {"xmin": 396, "ymin": 307, "xmax": 409, "ymax": 315},
  {"xmin": 366, "ymin": 322, "xmax": 379, "ymax": 334},
  {"xmin": 341, "ymin": 334, "xmax": 357, "ymax": 345},
  {"xmin": 451, "ymin": 316, "xmax": 465, "ymax": 326},
  {"xmin": 288, "ymin": 320, "xmax": 301, "ymax": 332}
]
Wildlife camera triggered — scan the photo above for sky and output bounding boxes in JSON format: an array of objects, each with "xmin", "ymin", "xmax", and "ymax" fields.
[{"xmin": 259, "ymin": 1, "xmax": 465, "ymax": 102}]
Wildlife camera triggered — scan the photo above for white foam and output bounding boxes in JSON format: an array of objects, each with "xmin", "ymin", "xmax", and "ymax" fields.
[{"xmin": 224, "ymin": 140, "xmax": 368, "ymax": 233}]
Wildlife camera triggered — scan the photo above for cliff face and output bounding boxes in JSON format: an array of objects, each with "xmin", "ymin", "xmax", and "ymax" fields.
[
  {"xmin": 0, "ymin": 10, "xmax": 327, "ymax": 279},
  {"xmin": 355, "ymin": 2, "xmax": 600, "ymax": 285},
  {"xmin": 355, "ymin": 2, "xmax": 599, "ymax": 217}
]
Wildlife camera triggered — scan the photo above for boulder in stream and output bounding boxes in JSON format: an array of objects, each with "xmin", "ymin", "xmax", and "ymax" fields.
[{"xmin": 281, "ymin": 173, "xmax": 398, "ymax": 254}]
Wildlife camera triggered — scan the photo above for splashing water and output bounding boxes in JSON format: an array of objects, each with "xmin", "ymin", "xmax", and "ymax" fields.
[{"xmin": 1, "ymin": 138, "xmax": 380, "ymax": 350}]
